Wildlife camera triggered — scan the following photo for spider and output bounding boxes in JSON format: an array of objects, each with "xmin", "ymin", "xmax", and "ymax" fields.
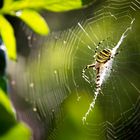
[{"xmin": 82, "ymin": 40, "xmax": 118, "ymax": 91}]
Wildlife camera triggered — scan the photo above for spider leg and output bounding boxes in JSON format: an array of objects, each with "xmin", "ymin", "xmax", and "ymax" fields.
[
  {"xmin": 83, "ymin": 64, "xmax": 95, "ymax": 72},
  {"xmin": 111, "ymin": 51, "xmax": 119, "ymax": 59},
  {"xmin": 93, "ymin": 39, "xmax": 105, "ymax": 59},
  {"xmin": 115, "ymin": 51, "xmax": 119, "ymax": 56},
  {"xmin": 82, "ymin": 64, "xmax": 95, "ymax": 83},
  {"xmin": 95, "ymin": 40, "xmax": 105, "ymax": 53}
]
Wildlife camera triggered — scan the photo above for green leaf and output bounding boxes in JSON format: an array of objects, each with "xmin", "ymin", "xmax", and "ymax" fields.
[
  {"xmin": 0, "ymin": 89, "xmax": 14, "ymax": 116},
  {"xmin": 0, "ymin": 91, "xmax": 16, "ymax": 135},
  {"xmin": 3, "ymin": 0, "xmax": 14, "ymax": 7},
  {"xmin": 0, "ymin": 123, "xmax": 31, "ymax": 140},
  {"xmin": 44, "ymin": 0, "xmax": 83, "ymax": 12},
  {"xmin": 16, "ymin": 9, "xmax": 49, "ymax": 35},
  {"xmin": 0, "ymin": 77, "xmax": 7, "ymax": 92},
  {"xmin": 0, "ymin": 0, "xmax": 14, "ymax": 15},
  {"xmin": 1, "ymin": 0, "xmax": 89, "ymax": 13},
  {"xmin": 0, "ymin": 88, "xmax": 31, "ymax": 139},
  {"xmin": 0, "ymin": 15, "xmax": 16, "ymax": 60}
]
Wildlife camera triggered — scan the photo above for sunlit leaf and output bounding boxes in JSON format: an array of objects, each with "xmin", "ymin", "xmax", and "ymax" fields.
[
  {"xmin": 0, "ymin": 15, "xmax": 16, "ymax": 60},
  {"xmin": 0, "ymin": 88, "xmax": 31, "ymax": 139},
  {"xmin": 3, "ymin": 0, "xmax": 14, "ymax": 7},
  {"xmin": 0, "ymin": 89, "xmax": 14, "ymax": 116},
  {"xmin": 1, "ymin": 0, "xmax": 93, "ymax": 13},
  {"xmin": 0, "ymin": 123, "xmax": 31, "ymax": 140},
  {"xmin": 16, "ymin": 9, "xmax": 49, "ymax": 35},
  {"xmin": 44, "ymin": 0, "xmax": 83, "ymax": 12},
  {"xmin": 1, "ymin": 0, "xmax": 14, "ymax": 14},
  {"xmin": 8, "ymin": 0, "xmax": 46, "ymax": 10},
  {"xmin": 0, "ymin": 88, "xmax": 17, "ymax": 136}
]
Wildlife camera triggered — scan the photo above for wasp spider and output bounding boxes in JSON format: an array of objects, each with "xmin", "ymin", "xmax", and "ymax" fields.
[{"xmin": 82, "ymin": 40, "xmax": 118, "ymax": 92}]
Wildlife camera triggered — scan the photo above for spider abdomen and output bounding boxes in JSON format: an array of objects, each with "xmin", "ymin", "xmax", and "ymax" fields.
[{"xmin": 96, "ymin": 49, "xmax": 111, "ymax": 63}]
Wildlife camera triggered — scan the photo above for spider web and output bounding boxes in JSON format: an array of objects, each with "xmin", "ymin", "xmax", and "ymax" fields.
[{"xmin": 8, "ymin": 0, "xmax": 140, "ymax": 140}]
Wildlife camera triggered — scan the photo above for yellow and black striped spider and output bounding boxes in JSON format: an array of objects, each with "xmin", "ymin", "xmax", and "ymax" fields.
[{"xmin": 82, "ymin": 40, "xmax": 118, "ymax": 91}]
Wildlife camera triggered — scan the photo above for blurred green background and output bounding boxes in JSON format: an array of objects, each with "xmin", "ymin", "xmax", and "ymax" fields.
[{"xmin": 1, "ymin": 0, "xmax": 140, "ymax": 140}]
